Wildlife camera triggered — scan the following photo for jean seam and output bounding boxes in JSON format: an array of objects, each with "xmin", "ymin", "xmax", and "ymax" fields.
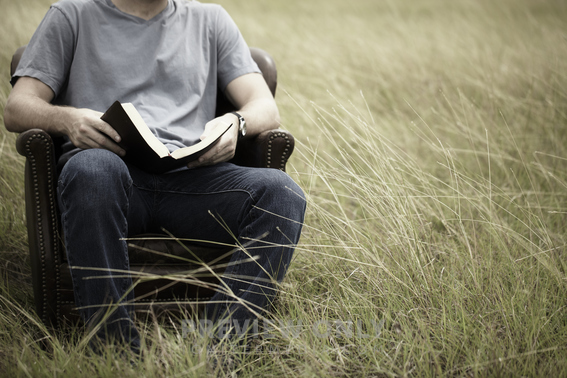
[
  {"xmin": 141, "ymin": 188, "xmax": 256, "ymax": 200},
  {"xmin": 121, "ymin": 183, "xmax": 132, "ymax": 306}
]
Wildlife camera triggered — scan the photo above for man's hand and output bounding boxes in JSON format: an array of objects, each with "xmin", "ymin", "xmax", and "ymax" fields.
[
  {"xmin": 184, "ymin": 72, "xmax": 280, "ymax": 169},
  {"xmin": 186, "ymin": 112, "xmax": 239, "ymax": 169},
  {"xmin": 63, "ymin": 108, "xmax": 125, "ymax": 156}
]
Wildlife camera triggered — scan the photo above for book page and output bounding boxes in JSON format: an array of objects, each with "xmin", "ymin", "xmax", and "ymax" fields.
[
  {"xmin": 170, "ymin": 122, "xmax": 233, "ymax": 159},
  {"xmin": 121, "ymin": 103, "xmax": 170, "ymax": 158}
]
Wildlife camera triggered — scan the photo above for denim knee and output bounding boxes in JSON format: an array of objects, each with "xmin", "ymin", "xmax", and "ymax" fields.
[
  {"xmin": 257, "ymin": 169, "xmax": 306, "ymax": 222},
  {"xmin": 59, "ymin": 149, "xmax": 128, "ymax": 182},
  {"xmin": 58, "ymin": 149, "xmax": 132, "ymax": 202}
]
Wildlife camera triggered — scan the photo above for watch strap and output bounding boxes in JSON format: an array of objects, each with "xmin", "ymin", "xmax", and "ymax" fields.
[{"xmin": 230, "ymin": 111, "xmax": 246, "ymax": 138}]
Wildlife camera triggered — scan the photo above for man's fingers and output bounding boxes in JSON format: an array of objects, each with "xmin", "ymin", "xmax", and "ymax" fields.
[
  {"xmin": 92, "ymin": 120, "xmax": 126, "ymax": 155},
  {"xmin": 96, "ymin": 119, "xmax": 122, "ymax": 143},
  {"xmin": 189, "ymin": 114, "xmax": 238, "ymax": 169},
  {"xmin": 187, "ymin": 137, "xmax": 235, "ymax": 169},
  {"xmin": 69, "ymin": 116, "xmax": 125, "ymax": 156},
  {"xmin": 72, "ymin": 131, "xmax": 125, "ymax": 156},
  {"xmin": 201, "ymin": 117, "xmax": 235, "ymax": 140},
  {"xmin": 88, "ymin": 131, "xmax": 125, "ymax": 156}
]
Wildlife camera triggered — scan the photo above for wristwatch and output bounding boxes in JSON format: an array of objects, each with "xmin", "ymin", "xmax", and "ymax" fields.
[{"xmin": 231, "ymin": 111, "xmax": 246, "ymax": 138}]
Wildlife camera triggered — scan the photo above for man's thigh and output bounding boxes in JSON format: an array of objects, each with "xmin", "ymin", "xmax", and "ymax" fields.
[{"xmin": 129, "ymin": 162, "xmax": 297, "ymax": 244}]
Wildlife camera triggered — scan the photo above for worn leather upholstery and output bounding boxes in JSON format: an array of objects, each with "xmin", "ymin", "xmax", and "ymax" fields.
[{"xmin": 11, "ymin": 46, "xmax": 295, "ymax": 327}]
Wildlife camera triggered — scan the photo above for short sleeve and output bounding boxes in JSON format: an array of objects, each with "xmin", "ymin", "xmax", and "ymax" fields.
[
  {"xmin": 11, "ymin": 5, "xmax": 75, "ymax": 97},
  {"xmin": 214, "ymin": 7, "xmax": 260, "ymax": 91}
]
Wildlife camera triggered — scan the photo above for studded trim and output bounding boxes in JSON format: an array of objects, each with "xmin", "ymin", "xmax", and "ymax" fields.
[
  {"xmin": 267, "ymin": 131, "xmax": 292, "ymax": 171},
  {"xmin": 24, "ymin": 132, "xmax": 61, "ymax": 327}
]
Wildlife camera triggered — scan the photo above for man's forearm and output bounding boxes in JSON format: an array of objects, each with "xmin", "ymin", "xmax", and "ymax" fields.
[
  {"xmin": 5, "ymin": 80, "xmax": 124, "ymax": 155},
  {"xmin": 235, "ymin": 96, "xmax": 281, "ymax": 138},
  {"xmin": 223, "ymin": 72, "xmax": 280, "ymax": 138},
  {"xmin": 4, "ymin": 92, "xmax": 74, "ymax": 135}
]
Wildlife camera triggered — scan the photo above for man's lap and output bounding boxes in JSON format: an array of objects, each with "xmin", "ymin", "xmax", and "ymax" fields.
[{"xmin": 59, "ymin": 148, "xmax": 304, "ymax": 244}]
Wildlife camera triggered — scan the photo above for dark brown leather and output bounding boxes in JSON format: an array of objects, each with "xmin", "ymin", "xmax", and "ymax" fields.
[
  {"xmin": 10, "ymin": 45, "xmax": 26, "ymax": 78},
  {"xmin": 12, "ymin": 46, "xmax": 296, "ymax": 328},
  {"xmin": 250, "ymin": 47, "xmax": 277, "ymax": 96},
  {"xmin": 17, "ymin": 129, "xmax": 62, "ymax": 327},
  {"xmin": 232, "ymin": 129, "xmax": 295, "ymax": 170}
]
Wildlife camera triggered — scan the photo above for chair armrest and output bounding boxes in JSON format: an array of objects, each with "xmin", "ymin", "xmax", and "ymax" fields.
[
  {"xmin": 16, "ymin": 129, "xmax": 62, "ymax": 327},
  {"xmin": 16, "ymin": 128, "xmax": 53, "ymax": 157},
  {"xmin": 231, "ymin": 129, "xmax": 295, "ymax": 171}
]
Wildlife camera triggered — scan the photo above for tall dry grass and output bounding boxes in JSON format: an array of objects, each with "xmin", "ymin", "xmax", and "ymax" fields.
[{"xmin": 1, "ymin": 0, "xmax": 567, "ymax": 376}]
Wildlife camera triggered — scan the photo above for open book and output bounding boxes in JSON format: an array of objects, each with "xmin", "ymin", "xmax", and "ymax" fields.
[{"xmin": 101, "ymin": 101, "xmax": 232, "ymax": 174}]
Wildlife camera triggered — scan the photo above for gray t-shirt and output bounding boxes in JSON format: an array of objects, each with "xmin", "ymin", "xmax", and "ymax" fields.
[{"xmin": 13, "ymin": 0, "xmax": 260, "ymax": 151}]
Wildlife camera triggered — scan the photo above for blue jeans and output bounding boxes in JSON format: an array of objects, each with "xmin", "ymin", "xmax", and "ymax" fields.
[{"xmin": 57, "ymin": 149, "xmax": 305, "ymax": 350}]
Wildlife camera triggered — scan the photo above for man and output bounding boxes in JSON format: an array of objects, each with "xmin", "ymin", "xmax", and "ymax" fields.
[{"xmin": 4, "ymin": 0, "xmax": 305, "ymax": 352}]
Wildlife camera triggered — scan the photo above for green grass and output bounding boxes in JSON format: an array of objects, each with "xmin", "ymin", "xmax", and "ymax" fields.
[{"xmin": 1, "ymin": 0, "xmax": 567, "ymax": 376}]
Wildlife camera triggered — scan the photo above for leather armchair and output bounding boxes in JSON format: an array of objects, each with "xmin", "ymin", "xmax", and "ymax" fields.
[{"xmin": 11, "ymin": 46, "xmax": 295, "ymax": 328}]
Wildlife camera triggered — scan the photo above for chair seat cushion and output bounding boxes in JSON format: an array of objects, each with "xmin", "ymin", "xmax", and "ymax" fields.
[
  {"xmin": 59, "ymin": 233, "xmax": 235, "ymax": 265},
  {"xmin": 55, "ymin": 234, "xmax": 234, "ymax": 322},
  {"xmin": 126, "ymin": 234, "xmax": 235, "ymax": 265}
]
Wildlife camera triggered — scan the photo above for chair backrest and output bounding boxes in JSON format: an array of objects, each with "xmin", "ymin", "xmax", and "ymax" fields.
[
  {"xmin": 10, "ymin": 45, "xmax": 26, "ymax": 78},
  {"xmin": 250, "ymin": 47, "xmax": 277, "ymax": 96}
]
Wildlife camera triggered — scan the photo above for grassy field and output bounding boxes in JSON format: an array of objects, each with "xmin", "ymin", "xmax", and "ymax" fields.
[{"xmin": 1, "ymin": 0, "xmax": 567, "ymax": 376}]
